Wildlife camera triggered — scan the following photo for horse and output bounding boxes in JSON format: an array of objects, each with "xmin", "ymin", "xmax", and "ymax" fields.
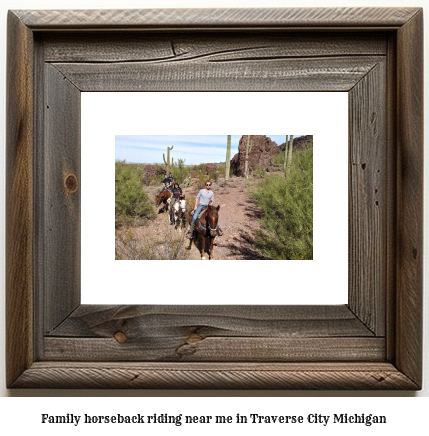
[
  {"xmin": 187, "ymin": 204, "xmax": 220, "ymax": 260},
  {"xmin": 155, "ymin": 189, "xmax": 171, "ymax": 213},
  {"xmin": 169, "ymin": 195, "xmax": 187, "ymax": 232}
]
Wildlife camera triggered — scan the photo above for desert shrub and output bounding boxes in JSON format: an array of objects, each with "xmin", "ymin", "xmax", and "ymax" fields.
[
  {"xmin": 143, "ymin": 163, "xmax": 166, "ymax": 186},
  {"xmin": 196, "ymin": 163, "xmax": 206, "ymax": 172},
  {"xmin": 182, "ymin": 177, "xmax": 192, "ymax": 188},
  {"xmin": 154, "ymin": 163, "xmax": 167, "ymax": 183},
  {"xmin": 209, "ymin": 170, "xmax": 219, "ymax": 182},
  {"xmin": 274, "ymin": 141, "xmax": 313, "ymax": 170},
  {"xmin": 252, "ymin": 148, "xmax": 313, "ymax": 260},
  {"xmin": 217, "ymin": 166, "xmax": 226, "ymax": 177},
  {"xmin": 253, "ymin": 166, "xmax": 266, "ymax": 179},
  {"xmin": 171, "ymin": 158, "xmax": 190, "ymax": 185},
  {"xmin": 273, "ymin": 150, "xmax": 287, "ymax": 170},
  {"xmin": 185, "ymin": 194, "xmax": 196, "ymax": 221},
  {"xmin": 197, "ymin": 174, "xmax": 208, "ymax": 190},
  {"xmin": 115, "ymin": 161, "xmax": 155, "ymax": 223},
  {"xmin": 191, "ymin": 163, "xmax": 206, "ymax": 178},
  {"xmin": 115, "ymin": 227, "xmax": 189, "ymax": 260},
  {"xmin": 154, "ymin": 163, "xmax": 165, "ymax": 174}
]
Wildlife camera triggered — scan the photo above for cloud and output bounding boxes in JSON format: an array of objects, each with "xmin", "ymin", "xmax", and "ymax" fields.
[{"xmin": 115, "ymin": 134, "xmax": 306, "ymax": 164}]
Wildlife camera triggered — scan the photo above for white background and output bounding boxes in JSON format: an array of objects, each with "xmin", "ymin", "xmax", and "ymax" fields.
[
  {"xmin": 0, "ymin": 0, "xmax": 428, "ymax": 423},
  {"xmin": 82, "ymin": 92, "xmax": 348, "ymax": 305}
]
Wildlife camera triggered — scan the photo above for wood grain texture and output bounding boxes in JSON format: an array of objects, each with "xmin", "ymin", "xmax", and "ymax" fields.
[
  {"xmin": 44, "ymin": 337, "xmax": 385, "ymax": 362},
  {"xmin": 6, "ymin": 11, "xmax": 35, "ymax": 388},
  {"xmin": 33, "ymin": 38, "xmax": 47, "ymax": 361},
  {"xmin": 11, "ymin": 362, "xmax": 419, "ymax": 390},
  {"xmin": 43, "ymin": 64, "xmax": 81, "ymax": 333},
  {"xmin": 348, "ymin": 62, "xmax": 386, "ymax": 336},
  {"xmin": 42, "ymin": 33, "xmax": 388, "ymax": 63},
  {"xmin": 44, "ymin": 305, "xmax": 380, "ymax": 362},
  {"xmin": 52, "ymin": 56, "xmax": 384, "ymax": 92},
  {"xmin": 47, "ymin": 305, "xmax": 375, "ymax": 338},
  {"xmin": 385, "ymin": 34, "xmax": 397, "ymax": 363},
  {"xmin": 395, "ymin": 9, "xmax": 423, "ymax": 388},
  {"xmin": 14, "ymin": 8, "xmax": 420, "ymax": 29}
]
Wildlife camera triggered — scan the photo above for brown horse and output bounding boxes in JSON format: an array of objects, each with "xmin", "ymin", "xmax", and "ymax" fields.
[
  {"xmin": 155, "ymin": 189, "xmax": 171, "ymax": 213},
  {"xmin": 187, "ymin": 205, "xmax": 220, "ymax": 260}
]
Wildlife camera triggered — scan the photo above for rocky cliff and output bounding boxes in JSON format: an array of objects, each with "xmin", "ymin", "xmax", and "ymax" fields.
[{"xmin": 231, "ymin": 135, "xmax": 280, "ymax": 176}]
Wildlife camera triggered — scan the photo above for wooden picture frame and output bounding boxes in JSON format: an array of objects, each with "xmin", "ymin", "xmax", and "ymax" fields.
[{"xmin": 6, "ymin": 8, "xmax": 423, "ymax": 389}]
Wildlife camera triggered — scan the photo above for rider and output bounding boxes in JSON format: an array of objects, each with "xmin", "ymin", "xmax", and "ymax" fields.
[
  {"xmin": 170, "ymin": 182, "xmax": 183, "ymax": 214},
  {"xmin": 167, "ymin": 174, "xmax": 175, "ymax": 193},
  {"xmin": 187, "ymin": 180, "xmax": 214, "ymax": 239},
  {"xmin": 161, "ymin": 173, "xmax": 169, "ymax": 192},
  {"xmin": 169, "ymin": 177, "xmax": 175, "ymax": 192}
]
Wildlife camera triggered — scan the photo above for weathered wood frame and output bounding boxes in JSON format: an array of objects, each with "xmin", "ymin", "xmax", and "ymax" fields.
[{"xmin": 6, "ymin": 8, "xmax": 423, "ymax": 389}]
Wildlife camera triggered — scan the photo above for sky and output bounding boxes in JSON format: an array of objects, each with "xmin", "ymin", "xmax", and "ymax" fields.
[{"xmin": 115, "ymin": 135, "xmax": 306, "ymax": 165}]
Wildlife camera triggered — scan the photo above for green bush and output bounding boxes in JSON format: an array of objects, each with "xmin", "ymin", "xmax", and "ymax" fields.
[
  {"xmin": 209, "ymin": 170, "xmax": 219, "ymax": 182},
  {"xmin": 171, "ymin": 158, "xmax": 190, "ymax": 185},
  {"xmin": 217, "ymin": 166, "xmax": 226, "ymax": 177},
  {"xmin": 185, "ymin": 194, "xmax": 196, "ymax": 222},
  {"xmin": 273, "ymin": 151, "xmax": 287, "ymax": 170},
  {"xmin": 182, "ymin": 177, "xmax": 192, "ymax": 188},
  {"xmin": 115, "ymin": 161, "xmax": 155, "ymax": 222},
  {"xmin": 191, "ymin": 163, "xmax": 206, "ymax": 178},
  {"xmin": 253, "ymin": 166, "xmax": 266, "ymax": 179},
  {"xmin": 197, "ymin": 174, "xmax": 208, "ymax": 189},
  {"xmin": 252, "ymin": 149, "xmax": 313, "ymax": 260},
  {"xmin": 143, "ymin": 163, "xmax": 165, "ymax": 186}
]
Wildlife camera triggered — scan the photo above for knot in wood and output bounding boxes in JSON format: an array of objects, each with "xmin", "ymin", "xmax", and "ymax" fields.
[
  {"xmin": 64, "ymin": 174, "xmax": 78, "ymax": 193},
  {"xmin": 114, "ymin": 331, "xmax": 128, "ymax": 343},
  {"xmin": 186, "ymin": 333, "xmax": 203, "ymax": 344}
]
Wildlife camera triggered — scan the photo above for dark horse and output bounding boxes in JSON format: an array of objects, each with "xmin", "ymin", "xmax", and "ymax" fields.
[
  {"xmin": 187, "ymin": 205, "xmax": 220, "ymax": 260},
  {"xmin": 155, "ymin": 189, "xmax": 171, "ymax": 213}
]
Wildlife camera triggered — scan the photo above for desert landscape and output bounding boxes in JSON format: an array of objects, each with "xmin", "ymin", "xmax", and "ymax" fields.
[{"xmin": 115, "ymin": 135, "xmax": 313, "ymax": 260}]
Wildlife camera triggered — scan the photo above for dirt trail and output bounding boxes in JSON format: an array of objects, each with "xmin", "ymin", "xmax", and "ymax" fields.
[{"xmin": 143, "ymin": 176, "xmax": 266, "ymax": 260}]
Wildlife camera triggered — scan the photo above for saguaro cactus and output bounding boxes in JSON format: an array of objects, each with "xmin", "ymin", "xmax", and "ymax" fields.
[
  {"xmin": 284, "ymin": 135, "xmax": 289, "ymax": 175},
  {"xmin": 285, "ymin": 135, "xmax": 294, "ymax": 177},
  {"xmin": 244, "ymin": 135, "xmax": 253, "ymax": 179},
  {"xmin": 225, "ymin": 135, "xmax": 232, "ymax": 181},
  {"xmin": 163, "ymin": 145, "xmax": 174, "ymax": 175}
]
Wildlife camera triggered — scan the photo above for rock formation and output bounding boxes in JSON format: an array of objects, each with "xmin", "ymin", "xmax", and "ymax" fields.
[
  {"xmin": 231, "ymin": 135, "xmax": 280, "ymax": 176},
  {"xmin": 205, "ymin": 163, "xmax": 218, "ymax": 175},
  {"xmin": 142, "ymin": 164, "xmax": 158, "ymax": 184},
  {"xmin": 279, "ymin": 135, "xmax": 313, "ymax": 153}
]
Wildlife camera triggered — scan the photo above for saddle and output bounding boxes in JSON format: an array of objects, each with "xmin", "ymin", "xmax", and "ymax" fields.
[{"xmin": 191, "ymin": 207, "xmax": 207, "ymax": 221}]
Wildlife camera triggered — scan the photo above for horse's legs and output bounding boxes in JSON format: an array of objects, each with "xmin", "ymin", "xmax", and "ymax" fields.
[
  {"xmin": 201, "ymin": 233, "xmax": 207, "ymax": 260},
  {"xmin": 187, "ymin": 232, "xmax": 193, "ymax": 250},
  {"xmin": 209, "ymin": 236, "xmax": 215, "ymax": 260}
]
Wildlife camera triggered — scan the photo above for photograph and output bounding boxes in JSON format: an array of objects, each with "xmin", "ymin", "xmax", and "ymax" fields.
[{"xmin": 115, "ymin": 134, "xmax": 313, "ymax": 261}]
